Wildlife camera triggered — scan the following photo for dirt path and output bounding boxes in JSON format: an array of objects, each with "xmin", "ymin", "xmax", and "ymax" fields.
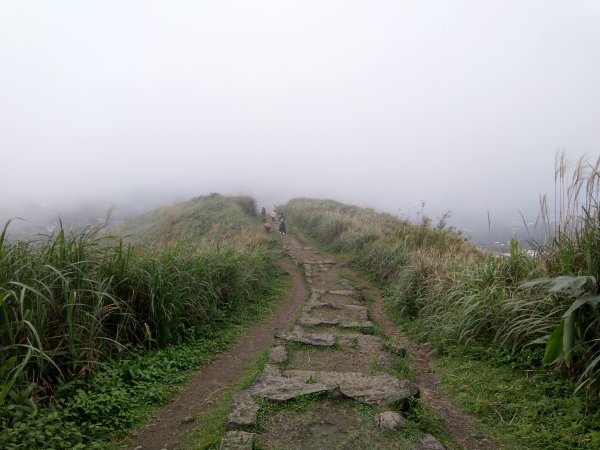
[
  {"xmin": 349, "ymin": 269, "xmax": 498, "ymax": 449},
  {"xmin": 127, "ymin": 257, "xmax": 307, "ymax": 450},
  {"xmin": 130, "ymin": 232, "xmax": 497, "ymax": 449},
  {"xmin": 219, "ymin": 232, "xmax": 499, "ymax": 450},
  {"xmin": 220, "ymin": 235, "xmax": 459, "ymax": 449}
]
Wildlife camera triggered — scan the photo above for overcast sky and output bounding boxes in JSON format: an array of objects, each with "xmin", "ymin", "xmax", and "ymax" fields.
[{"xmin": 1, "ymin": 1, "xmax": 599, "ymax": 234}]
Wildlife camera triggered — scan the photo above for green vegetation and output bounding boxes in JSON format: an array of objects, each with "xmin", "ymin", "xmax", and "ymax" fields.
[
  {"xmin": 0, "ymin": 194, "xmax": 283, "ymax": 448},
  {"xmin": 118, "ymin": 193, "xmax": 265, "ymax": 249},
  {"xmin": 282, "ymin": 155, "xmax": 600, "ymax": 446},
  {"xmin": 434, "ymin": 346, "xmax": 600, "ymax": 449}
]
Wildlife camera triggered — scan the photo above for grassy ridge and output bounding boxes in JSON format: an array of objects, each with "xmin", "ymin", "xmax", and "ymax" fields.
[
  {"xmin": 282, "ymin": 187, "xmax": 599, "ymax": 389},
  {"xmin": 282, "ymin": 162, "xmax": 600, "ymax": 447},
  {"xmin": 118, "ymin": 193, "xmax": 265, "ymax": 249},
  {"xmin": 0, "ymin": 194, "xmax": 280, "ymax": 448}
]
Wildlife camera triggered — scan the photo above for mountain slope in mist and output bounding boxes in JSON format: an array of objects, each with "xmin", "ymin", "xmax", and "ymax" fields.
[{"xmin": 117, "ymin": 193, "xmax": 264, "ymax": 247}]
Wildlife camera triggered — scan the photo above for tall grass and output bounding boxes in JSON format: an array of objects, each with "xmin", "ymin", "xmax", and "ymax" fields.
[
  {"xmin": 0, "ymin": 226, "xmax": 273, "ymax": 400},
  {"xmin": 283, "ymin": 156, "xmax": 600, "ymax": 397},
  {"xmin": 1, "ymin": 194, "xmax": 277, "ymax": 440}
]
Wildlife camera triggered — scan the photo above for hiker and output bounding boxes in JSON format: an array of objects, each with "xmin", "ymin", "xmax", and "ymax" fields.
[
  {"xmin": 263, "ymin": 222, "xmax": 272, "ymax": 233},
  {"xmin": 271, "ymin": 209, "xmax": 277, "ymax": 223},
  {"xmin": 260, "ymin": 206, "xmax": 267, "ymax": 221},
  {"xmin": 278, "ymin": 214, "xmax": 287, "ymax": 235}
]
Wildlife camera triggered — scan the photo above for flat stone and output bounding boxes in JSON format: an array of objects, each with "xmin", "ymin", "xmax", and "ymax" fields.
[
  {"xmin": 309, "ymin": 292, "xmax": 323, "ymax": 301},
  {"xmin": 305, "ymin": 259, "xmax": 322, "ymax": 265},
  {"xmin": 262, "ymin": 363, "xmax": 281, "ymax": 376},
  {"xmin": 376, "ymin": 353, "xmax": 396, "ymax": 368},
  {"xmin": 276, "ymin": 328, "xmax": 336, "ymax": 347},
  {"xmin": 220, "ymin": 431, "xmax": 254, "ymax": 450},
  {"xmin": 285, "ymin": 370, "xmax": 419, "ymax": 406},
  {"xmin": 227, "ymin": 392, "xmax": 259, "ymax": 429},
  {"xmin": 328, "ymin": 290, "xmax": 356, "ymax": 295},
  {"xmin": 305, "ymin": 301, "xmax": 344, "ymax": 311},
  {"xmin": 413, "ymin": 434, "xmax": 446, "ymax": 450},
  {"xmin": 339, "ymin": 319, "xmax": 374, "ymax": 328},
  {"xmin": 344, "ymin": 304, "xmax": 368, "ymax": 312},
  {"xmin": 375, "ymin": 411, "xmax": 406, "ymax": 431},
  {"xmin": 336, "ymin": 334, "xmax": 383, "ymax": 348},
  {"xmin": 247, "ymin": 373, "xmax": 328, "ymax": 402},
  {"xmin": 268, "ymin": 346, "xmax": 288, "ymax": 364},
  {"xmin": 298, "ymin": 314, "xmax": 339, "ymax": 327}
]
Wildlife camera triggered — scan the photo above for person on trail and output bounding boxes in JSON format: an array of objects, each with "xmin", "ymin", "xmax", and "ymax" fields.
[
  {"xmin": 260, "ymin": 207, "xmax": 267, "ymax": 221},
  {"xmin": 278, "ymin": 214, "xmax": 287, "ymax": 235},
  {"xmin": 263, "ymin": 222, "xmax": 272, "ymax": 233},
  {"xmin": 271, "ymin": 209, "xmax": 277, "ymax": 223}
]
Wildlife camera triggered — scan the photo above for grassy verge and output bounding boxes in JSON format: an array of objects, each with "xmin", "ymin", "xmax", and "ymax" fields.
[
  {"xmin": 0, "ymin": 194, "xmax": 287, "ymax": 448},
  {"xmin": 3, "ymin": 265, "xmax": 288, "ymax": 449},
  {"xmin": 1, "ymin": 260, "xmax": 289, "ymax": 449},
  {"xmin": 392, "ymin": 300, "xmax": 600, "ymax": 449},
  {"xmin": 281, "ymin": 163, "xmax": 600, "ymax": 447},
  {"xmin": 434, "ymin": 346, "xmax": 600, "ymax": 449}
]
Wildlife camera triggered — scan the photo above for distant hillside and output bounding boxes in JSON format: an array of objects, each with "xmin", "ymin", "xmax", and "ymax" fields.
[{"xmin": 117, "ymin": 194, "xmax": 265, "ymax": 248}]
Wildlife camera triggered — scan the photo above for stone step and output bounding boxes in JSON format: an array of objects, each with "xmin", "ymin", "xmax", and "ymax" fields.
[
  {"xmin": 275, "ymin": 328, "xmax": 336, "ymax": 347},
  {"xmin": 283, "ymin": 370, "xmax": 419, "ymax": 407},
  {"xmin": 220, "ymin": 431, "xmax": 254, "ymax": 450}
]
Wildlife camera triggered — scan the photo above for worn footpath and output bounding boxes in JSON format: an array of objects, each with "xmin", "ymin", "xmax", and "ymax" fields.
[{"xmin": 220, "ymin": 235, "xmax": 449, "ymax": 450}]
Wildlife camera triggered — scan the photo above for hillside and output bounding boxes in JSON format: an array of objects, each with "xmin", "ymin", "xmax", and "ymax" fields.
[
  {"xmin": 117, "ymin": 193, "xmax": 265, "ymax": 248},
  {"xmin": 282, "ymin": 197, "xmax": 600, "ymax": 449},
  {"xmin": 0, "ymin": 193, "xmax": 283, "ymax": 449}
]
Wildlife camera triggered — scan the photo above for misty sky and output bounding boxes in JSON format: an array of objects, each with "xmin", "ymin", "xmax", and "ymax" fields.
[{"xmin": 1, "ymin": 1, "xmax": 599, "ymax": 233}]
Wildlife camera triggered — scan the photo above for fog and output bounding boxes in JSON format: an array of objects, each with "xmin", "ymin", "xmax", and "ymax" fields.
[{"xmin": 1, "ymin": 1, "xmax": 599, "ymax": 243}]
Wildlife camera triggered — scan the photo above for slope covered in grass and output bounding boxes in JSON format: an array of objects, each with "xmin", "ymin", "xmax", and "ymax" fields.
[
  {"xmin": 283, "ymin": 193, "xmax": 600, "ymax": 448},
  {"xmin": 118, "ymin": 193, "xmax": 265, "ymax": 249},
  {"xmin": 0, "ymin": 194, "xmax": 282, "ymax": 448}
]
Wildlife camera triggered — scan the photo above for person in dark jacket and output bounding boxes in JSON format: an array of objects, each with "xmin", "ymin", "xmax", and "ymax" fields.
[{"xmin": 278, "ymin": 214, "xmax": 287, "ymax": 235}]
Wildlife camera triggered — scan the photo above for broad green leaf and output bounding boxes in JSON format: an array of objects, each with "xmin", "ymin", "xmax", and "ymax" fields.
[
  {"xmin": 528, "ymin": 335, "xmax": 550, "ymax": 346},
  {"xmin": 563, "ymin": 313, "xmax": 576, "ymax": 366},
  {"xmin": 543, "ymin": 322, "xmax": 564, "ymax": 365},
  {"xmin": 562, "ymin": 295, "xmax": 600, "ymax": 318},
  {"xmin": 519, "ymin": 275, "xmax": 595, "ymax": 293},
  {"xmin": 519, "ymin": 278, "xmax": 552, "ymax": 290},
  {"xmin": 546, "ymin": 275, "xmax": 595, "ymax": 293}
]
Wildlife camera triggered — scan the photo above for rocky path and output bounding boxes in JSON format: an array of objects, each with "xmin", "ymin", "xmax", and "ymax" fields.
[{"xmin": 220, "ymin": 236, "xmax": 448, "ymax": 449}]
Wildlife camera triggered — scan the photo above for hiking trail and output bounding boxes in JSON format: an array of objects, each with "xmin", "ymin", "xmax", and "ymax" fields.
[
  {"xmin": 129, "ymin": 232, "xmax": 496, "ymax": 449},
  {"xmin": 220, "ymin": 233, "xmax": 496, "ymax": 449}
]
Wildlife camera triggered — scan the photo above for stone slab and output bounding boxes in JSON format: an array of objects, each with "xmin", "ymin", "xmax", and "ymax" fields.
[
  {"xmin": 339, "ymin": 319, "xmax": 374, "ymax": 328},
  {"xmin": 336, "ymin": 334, "xmax": 383, "ymax": 349},
  {"xmin": 298, "ymin": 314, "xmax": 339, "ymax": 327},
  {"xmin": 268, "ymin": 345, "xmax": 288, "ymax": 364},
  {"xmin": 284, "ymin": 370, "xmax": 419, "ymax": 406},
  {"xmin": 247, "ymin": 373, "xmax": 329, "ymax": 402},
  {"xmin": 220, "ymin": 431, "xmax": 254, "ymax": 450},
  {"xmin": 413, "ymin": 434, "xmax": 446, "ymax": 450},
  {"xmin": 227, "ymin": 392, "xmax": 259, "ymax": 429},
  {"xmin": 328, "ymin": 290, "xmax": 356, "ymax": 295},
  {"xmin": 276, "ymin": 328, "xmax": 336, "ymax": 347},
  {"xmin": 375, "ymin": 411, "xmax": 407, "ymax": 431}
]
